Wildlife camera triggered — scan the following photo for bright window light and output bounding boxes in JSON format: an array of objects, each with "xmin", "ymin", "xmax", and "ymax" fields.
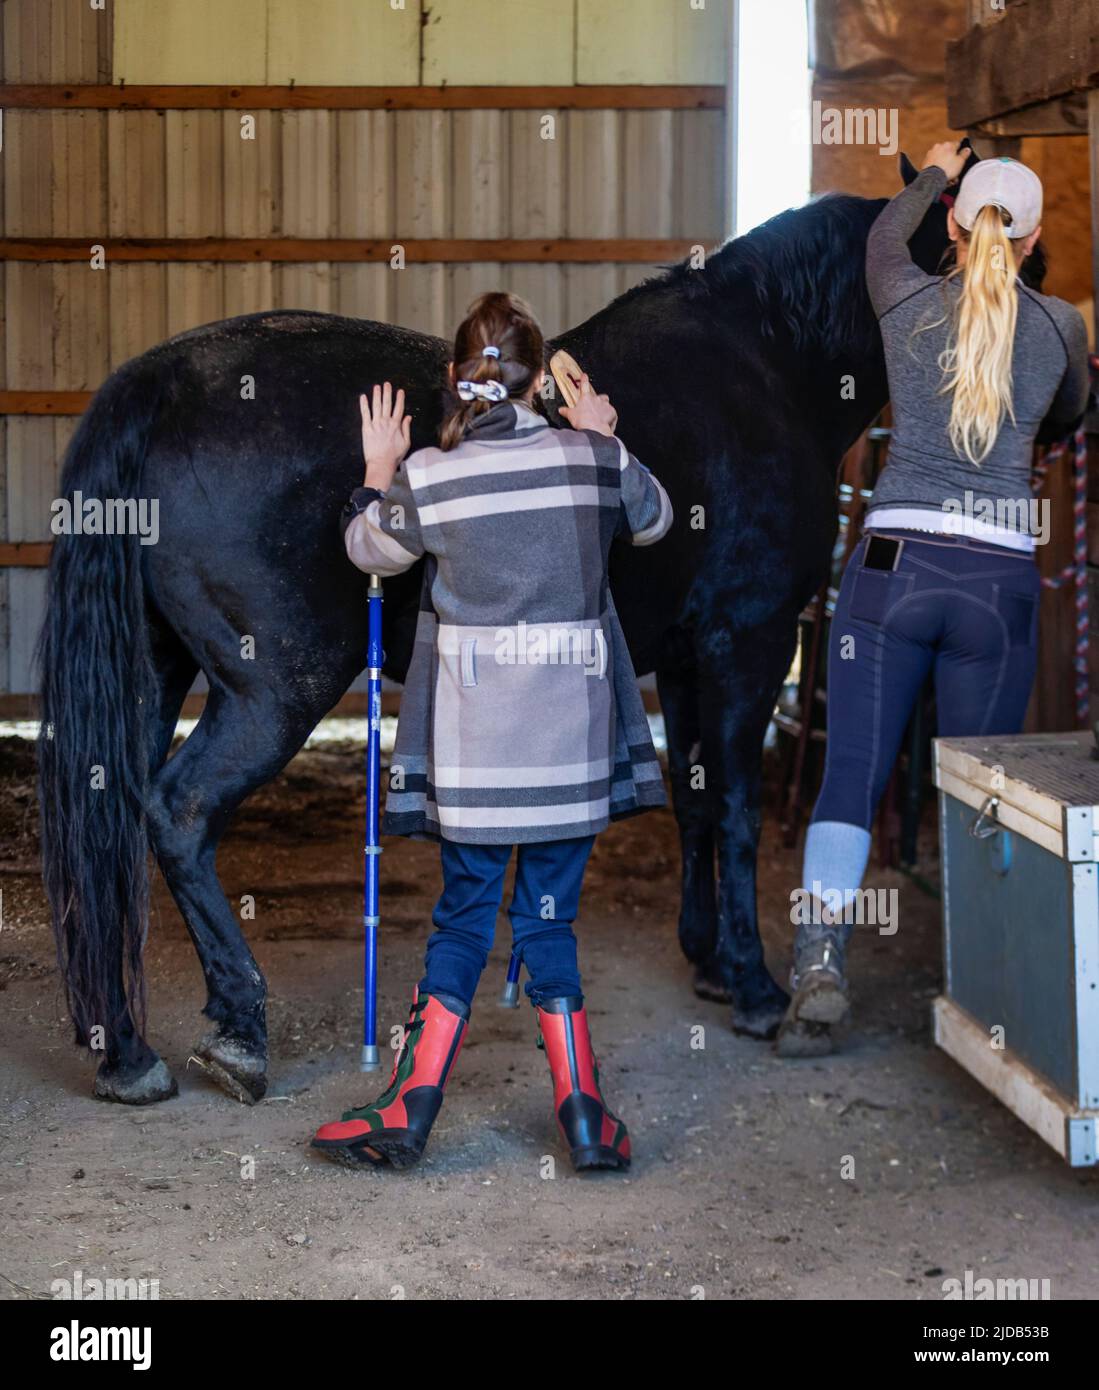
[{"xmin": 735, "ymin": 0, "xmax": 811, "ymax": 235}]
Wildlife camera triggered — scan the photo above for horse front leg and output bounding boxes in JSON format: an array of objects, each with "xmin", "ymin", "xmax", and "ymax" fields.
[
  {"xmin": 655, "ymin": 632, "xmax": 725, "ymax": 1001},
  {"xmin": 699, "ymin": 623, "xmax": 799, "ymax": 1038}
]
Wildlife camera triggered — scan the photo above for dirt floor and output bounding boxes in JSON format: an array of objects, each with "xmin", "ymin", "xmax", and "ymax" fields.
[{"xmin": 1, "ymin": 729, "xmax": 1097, "ymax": 1302}]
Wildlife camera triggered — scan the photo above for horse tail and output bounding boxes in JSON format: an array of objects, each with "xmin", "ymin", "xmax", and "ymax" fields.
[{"xmin": 37, "ymin": 362, "xmax": 166, "ymax": 1047}]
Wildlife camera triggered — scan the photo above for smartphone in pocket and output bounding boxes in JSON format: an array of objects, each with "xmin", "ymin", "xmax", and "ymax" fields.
[{"xmin": 864, "ymin": 535, "xmax": 904, "ymax": 572}]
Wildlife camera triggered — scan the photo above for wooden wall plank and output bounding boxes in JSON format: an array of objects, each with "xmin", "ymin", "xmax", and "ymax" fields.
[
  {"xmin": 224, "ymin": 264, "xmax": 274, "ymax": 318},
  {"xmin": 5, "ymin": 417, "xmax": 58, "ymax": 540},
  {"xmin": 453, "ymin": 111, "xmax": 508, "ymax": 238},
  {"xmin": 50, "ymin": 0, "xmax": 104, "ymax": 83},
  {"xmin": 577, "ymin": 0, "xmax": 731, "ymax": 85},
  {"xmin": 107, "ymin": 111, "xmax": 167, "ymax": 236},
  {"xmin": 508, "ymin": 111, "xmax": 566, "ymax": 237},
  {"xmin": 114, "ymin": 0, "xmax": 268, "ymax": 85},
  {"xmin": 4, "ymin": 265, "xmax": 54, "ymax": 388},
  {"xmin": 1, "ymin": 82, "xmax": 726, "ymax": 110},
  {"xmin": 274, "ymin": 264, "xmax": 335, "ymax": 314},
  {"xmin": 3, "ymin": 112, "xmax": 52, "ymax": 235},
  {"xmin": 223, "ymin": 110, "xmax": 279, "ymax": 236},
  {"xmin": 567, "ymin": 113, "xmax": 621, "ymax": 236},
  {"xmin": 676, "ymin": 108, "xmax": 725, "ymax": 240},
  {"xmin": 108, "ymin": 264, "xmax": 167, "ymax": 367},
  {"xmin": 336, "ymin": 111, "xmax": 394, "ymax": 237},
  {"xmin": 52, "ymin": 109, "xmax": 107, "ymax": 235},
  {"xmin": 423, "ymin": 0, "xmax": 574, "ymax": 86},
  {"xmin": 166, "ymin": 263, "xmax": 224, "ymax": 337},
  {"xmin": 2, "ymin": 0, "xmax": 51, "ymax": 81},
  {"xmin": 562, "ymin": 264, "xmax": 625, "ymax": 337},
  {"xmin": 623, "ymin": 112, "xmax": 674, "ymax": 236},
  {"xmin": 394, "ymin": 266, "xmax": 448, "ymax": 337},
  {"xmin": 393, "ymin": 110, "xmax": 450, "ymax": 335},
  {"xmin": 165, "ymin": 110, "xmax": 224, "ymax": 235},
  {"xmin": 281, "ymin": 111, "xmax": 337, "ymax": 236},
  {"xmin": 53, "ymin": 264, "xmax": 109, "ymax": 388},
  {"xmin": 336, "ymin": 264, "xmax": 393, "ymax": 326},
  {"xmin": 267, "ymin": 0, "xmax": 420, "ymax": 85},
  {"xmin": 2, "ymin": 236, "xmax": 704, "ymax": 263}
]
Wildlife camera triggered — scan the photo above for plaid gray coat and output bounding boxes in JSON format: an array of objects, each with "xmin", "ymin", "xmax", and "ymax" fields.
[{"xmin": 341, "ymin": 399, "xmax": 672, "ymax": 845}]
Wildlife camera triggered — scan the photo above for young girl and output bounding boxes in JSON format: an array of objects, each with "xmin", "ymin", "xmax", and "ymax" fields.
[{"xmin": 312, "ymin": 292, "xmax": 672, "ymax": 1170}]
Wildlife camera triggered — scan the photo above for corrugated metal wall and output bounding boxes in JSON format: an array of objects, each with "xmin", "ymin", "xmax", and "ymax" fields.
[{"xmin": 0, "ymin": 0, "xmax": 730, "ymax": 696}]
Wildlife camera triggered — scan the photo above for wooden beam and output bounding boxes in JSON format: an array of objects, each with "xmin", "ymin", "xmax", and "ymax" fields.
[
  {"xmin": 971, "ymin": 92, "xmax": 1089, "ymax": 139},
  {"xmin": 0, "ymin": 84, "xmax": 725, "ymax": 111},
  {"xmin": 0, "ymin": 543, "xmax": 52, "ymax": 567},
  {"xmin": 947, "ymin": 0, "xmax": 1099, "ymax": 129},
  {"xmin": 1090, "ymin": 90, "xmax": 1099, "ymax": 353},
  {"xmin": 0, "ymin": 237, "xmax": 701, "ymax": 264},
  {"xmin": 0, "ymin": 390, "xmax": 92, "ymax": 415}
]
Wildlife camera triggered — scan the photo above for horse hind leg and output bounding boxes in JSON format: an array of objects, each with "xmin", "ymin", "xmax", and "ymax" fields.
[{"xmin": 145, "ymin": 676, "xmax": 337, "ymax": 1103}]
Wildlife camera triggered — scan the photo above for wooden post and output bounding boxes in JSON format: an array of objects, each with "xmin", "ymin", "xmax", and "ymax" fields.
[
  {"xmin": 725, "ymin": 0, "xmax": 739, "ymax": 238},
  {"xmin": 1090, "ymin": 90, "xmax": 1099, "ymax": 350},
  {"xmin": 967, "ymin": 133, "xmax": 1022, "ymax": 162}
]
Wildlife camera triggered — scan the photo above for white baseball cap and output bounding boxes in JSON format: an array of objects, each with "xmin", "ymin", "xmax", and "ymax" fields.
[{"xmin": 953, "ymin": 157, "xmax": 1043, "ymax": 240}]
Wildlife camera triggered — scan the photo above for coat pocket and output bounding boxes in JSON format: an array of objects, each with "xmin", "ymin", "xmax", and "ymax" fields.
[
  {"xmin": 847, "ymin": 567, "xmax": 914, "ymax": 624},
  {"xmin": 460, "ymin": 638, "xmax": 478, "ymax": 687}
]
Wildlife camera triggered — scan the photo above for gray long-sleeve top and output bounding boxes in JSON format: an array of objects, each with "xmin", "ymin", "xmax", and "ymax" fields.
[{"xmin": 865, "ymin": 166, "xmax": 1089, "ymax": 540}]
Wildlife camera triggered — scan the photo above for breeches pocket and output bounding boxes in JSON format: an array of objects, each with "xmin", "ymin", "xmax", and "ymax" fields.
[
  {"xmin": 847, "ymin": 566, "xmax": 914, "ymax": 624},
  {"xmin": 992, "ymin": 584, "xmax": 1039, "ymax": 648}
]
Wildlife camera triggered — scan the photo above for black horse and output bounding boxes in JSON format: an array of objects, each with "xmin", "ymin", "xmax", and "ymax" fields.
[{"xmin": 38, "ymin": 155, "xmax": 997, "ymax": 1103}]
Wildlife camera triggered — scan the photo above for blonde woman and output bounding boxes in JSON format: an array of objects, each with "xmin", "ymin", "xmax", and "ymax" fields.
[{"xmin": 778, "ymin": 143, "xmax": 1090, "ymax": 1056}]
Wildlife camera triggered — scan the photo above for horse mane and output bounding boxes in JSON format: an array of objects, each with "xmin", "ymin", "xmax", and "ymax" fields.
[{"xmin": 661, "ymin": 193, "xmax": 886, "ymax": 361}]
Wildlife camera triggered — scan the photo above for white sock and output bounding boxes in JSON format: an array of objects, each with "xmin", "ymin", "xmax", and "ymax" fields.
[{"xmin": 802, "ymin": 820, "xmax": 872, "ymax": 919}]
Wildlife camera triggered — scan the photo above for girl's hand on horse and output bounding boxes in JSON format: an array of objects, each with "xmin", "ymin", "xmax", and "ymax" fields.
[
  {"xmin": 560, "ymin": 373, "xmax": 618, "ymax": 437},
  {"xmin": 359, "ymin": 384, "xmax": 412, "ymax": 489},
  {"xmin": 923, "ymin": 141, "xmax": 969, "ymax": 184}
]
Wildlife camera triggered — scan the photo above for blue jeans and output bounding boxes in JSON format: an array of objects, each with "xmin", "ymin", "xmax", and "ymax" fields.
[
  {"xmin": 420, "ymin": 836, "xmax": 597, "ymax": 1008},
  {"xmin": 812, "ymin": 531, "xmax": 1040, "ymax": 831}
]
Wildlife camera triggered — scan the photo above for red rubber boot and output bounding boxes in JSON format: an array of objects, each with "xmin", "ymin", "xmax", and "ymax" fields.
[
  {"xmin": 311, "ymin": 989, "xmax": 468, "ymax": 1168},
  {"xmin": 536, "ymin": 996, "xmax": 631, "ymax": 1171}
]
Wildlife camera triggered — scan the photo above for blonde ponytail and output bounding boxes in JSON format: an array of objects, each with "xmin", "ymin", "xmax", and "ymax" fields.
[{"xmin": 938, "ymin": 204, "xmax": 1019, "ymax": 465}]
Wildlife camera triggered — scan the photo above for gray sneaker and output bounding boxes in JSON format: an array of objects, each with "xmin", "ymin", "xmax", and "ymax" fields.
[{"xmin": 775, "ymin": 921, "xmax": 851, "ymax": 1057}]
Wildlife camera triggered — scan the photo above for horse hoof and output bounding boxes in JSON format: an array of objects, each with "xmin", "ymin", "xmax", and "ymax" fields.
[
  {"xmin": 729, "ymin": 979, "xmax": 790, "ymax": 1040},
  {"xmin": 94, "ymin": 1056, "xmax": 178, "ymax": 1105},
  {"xmin": 692, "ymin": 967, "xmax": 733, "ymax": 1004},
  {"xmin": 189, "ymin": 1034, "xmax": 268, "ymax": 1105}
]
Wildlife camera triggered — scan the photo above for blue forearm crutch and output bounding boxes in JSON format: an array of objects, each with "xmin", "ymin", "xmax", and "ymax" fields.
[
  {"xmin": 500, "ymin": 951, "xmax": 522, "ymax": 1008},
  {"xmin": 361, "ymin": 573, "xmax": 384, "ymax": 1071}
]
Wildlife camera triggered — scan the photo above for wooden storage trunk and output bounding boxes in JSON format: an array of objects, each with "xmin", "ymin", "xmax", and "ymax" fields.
[{"xmin": 933, "ymin": 732, "xmax": 1099, "ymax": 1166}]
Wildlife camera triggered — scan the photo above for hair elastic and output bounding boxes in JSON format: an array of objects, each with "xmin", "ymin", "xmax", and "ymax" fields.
[
  {"xmin": 482, "ymin": 346, "xmax": 501, "ymax": 359},
  {"xmin": 456, "ymin": 379, "xmax": 509, "ymax": 403}
]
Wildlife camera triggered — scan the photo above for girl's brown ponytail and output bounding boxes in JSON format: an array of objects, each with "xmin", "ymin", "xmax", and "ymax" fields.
[{"xmin": 439, "ymin": 292, "xmax": 545, "ymax": 451}]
